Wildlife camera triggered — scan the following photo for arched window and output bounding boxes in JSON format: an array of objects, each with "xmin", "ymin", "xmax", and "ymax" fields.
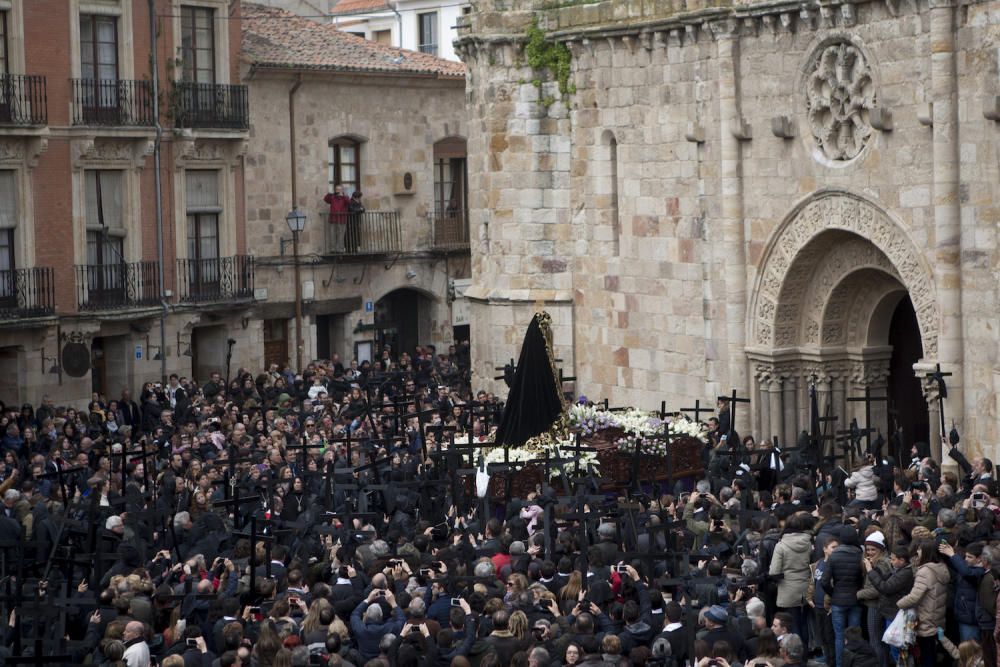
[
  {"xmin": 328, "ymin": 136, "xmax": 361, "ymax": 196},
  {"xmin": 608, "ymin": 134, "xmax": 620, "ymax": 256}
]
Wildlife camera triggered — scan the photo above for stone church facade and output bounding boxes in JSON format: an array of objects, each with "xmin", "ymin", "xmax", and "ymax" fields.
[{"xmin": 456, "ymin": 0, "xmax": 1000, "ymax": 458}]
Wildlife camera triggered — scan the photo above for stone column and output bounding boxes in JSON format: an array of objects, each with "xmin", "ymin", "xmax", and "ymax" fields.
[
  {"xmin": 767, "ymin": 377, "xmax": 783, "ymax": 444},
  {"xmin": 782, "ymin": 375, "xmax": 798, "ymax": 448},
  {"xmin": 714, "ymin": 21, "xmax": 749, "ymax": 401},
  {"xmin": 929, "ymin": 0, "xmax": 964, "ymax": 438},
  {"xmin": 757, "ymin": 371, "xmax": 771, "ymax": 443}
]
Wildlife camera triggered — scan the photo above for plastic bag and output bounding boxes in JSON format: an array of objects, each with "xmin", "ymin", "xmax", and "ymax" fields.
[{"xmin": 883, "ymin": 608, "xmax": 916, "ymax": 648}]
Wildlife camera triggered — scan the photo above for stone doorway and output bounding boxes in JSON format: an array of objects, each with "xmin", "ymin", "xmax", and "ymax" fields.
[
  {"xmin": 746, "ymin": 192, "xmax": 940, "ymax": 459},
  {"xmin": 374, "ymin": 288, "xmax": 433, "ymax": 360}
]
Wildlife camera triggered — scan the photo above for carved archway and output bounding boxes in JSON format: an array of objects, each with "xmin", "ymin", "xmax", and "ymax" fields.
[
  {"xmin": 750, "ymin": 190, "xmax": 938, "ymax": 356},
  {"xmin": 747, "ymin": 190, "xmax": 939, "ymax": 453}
]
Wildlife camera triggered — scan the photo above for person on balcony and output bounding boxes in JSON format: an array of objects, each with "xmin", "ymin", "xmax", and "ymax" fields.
[
  {"xmin": 323, "ymin": 184, "xmax": 350, "ymax": 250},
  {"xmin": 347, "ymin": 190, "xmax": 365, "ymax": 253}
]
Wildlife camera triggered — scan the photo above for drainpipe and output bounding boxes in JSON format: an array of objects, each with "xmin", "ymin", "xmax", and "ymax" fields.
[
  {"xmin": 149, "ymin": 0, "xmax": 167, "ymax": 384},
  {"xmin": 289, "ymin": 74, "xmax": 304, "ymax": 371},
  {"xmin": 389, "ymin": 1, "xmax": 403, "ymax": 48}
]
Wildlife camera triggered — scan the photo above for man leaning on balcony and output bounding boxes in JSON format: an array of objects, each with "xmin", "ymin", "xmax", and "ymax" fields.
[{"xmin": 324, "ymin": 185, "xmax": 350, "ymax": 251}]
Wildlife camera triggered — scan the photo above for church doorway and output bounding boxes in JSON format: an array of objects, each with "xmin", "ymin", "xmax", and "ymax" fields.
[
  {"xmin": 374, "ymin": 288, "xmax": 433, "ymax": 360},
  {"xmin": 887, "ymin": 295, "xmax": 930, "ymax": 454},
  {"xmin": 748, "ymin": 192, "xmax": 940, "ymax": 460}
]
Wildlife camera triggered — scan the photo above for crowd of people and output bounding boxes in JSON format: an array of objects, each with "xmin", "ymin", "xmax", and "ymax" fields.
[{"xmin": 0, "ymin": 342, "xmax": 997, "ymax": 667}]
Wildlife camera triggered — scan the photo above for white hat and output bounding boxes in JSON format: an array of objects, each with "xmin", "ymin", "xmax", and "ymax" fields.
[{"xmin": 865, "ymin": 530, "xmax": 886, "ymax": 549}]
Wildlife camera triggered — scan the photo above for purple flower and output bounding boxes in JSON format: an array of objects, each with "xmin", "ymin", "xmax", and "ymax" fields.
[{"xmin": 577, "ymin": 395, "xmax": 588, "ymax": 405}]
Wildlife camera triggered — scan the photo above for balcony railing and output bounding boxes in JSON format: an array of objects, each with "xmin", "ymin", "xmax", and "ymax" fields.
[
  {"xmin": 0, "ymin": 74, "xmax": 47, "ymax": 126},
  {"xmin": 173, "ymin": 82, "xmax": 249, "ymax": 130},
  {"xmin": 177, "ymin": 255, "xmax": 254, "ymax": 303},
  {"xmin": 71, "ymin": 78, "xmax": 155, "ymax": 126},
  {"xmin": 429, "ymin": 209, "xmax": 470, "ymax": 250},
  {"xmin": 76, "ymin": 261, "xmax": 160, "ymax": 311},
  {"xmin": 0, "ymin": 267, "xmax": 56, "ymax": 319},
  {"xmin": 325, "ymin": 211, "xmax": 403, "ymax": 255}
]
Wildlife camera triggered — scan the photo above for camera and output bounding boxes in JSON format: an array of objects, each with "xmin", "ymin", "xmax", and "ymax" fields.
[
  {"xmin": 616, "ymin": 565, "xmax": 629, "ymax": 573},
  {"xmin": 388, "ymin": 559, "xmax": 401, "ymax": 567},
  {"xmin": 289, "ymin": 596, "xmax": 299, "ymax": 606},
  {"xmin": 450, "ymin": 598, "xmax": 462, "ymax": 607},
  {"xmin": 410, "ymin": 625, "xmax": 421, "ymax": 634}
]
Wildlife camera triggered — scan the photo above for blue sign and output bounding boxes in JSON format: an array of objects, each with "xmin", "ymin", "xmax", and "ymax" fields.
[
  {"xmin": 135, "ymin": 345, "xmax": 142, "ymax": 360},
  {"xmin": 365, "ymin": 301, "xmax": 374, "ymax": 313}
]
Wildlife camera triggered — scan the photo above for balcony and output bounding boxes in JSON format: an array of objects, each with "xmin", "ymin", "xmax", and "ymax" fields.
[
  {"xmin": 177, "ymin": 255, "xmax": 254, "ymax": 303},
  {"xmin": 0, "ymin": 74, "xmax": 47, "ymax": 126},
  {"xmin": 0, "ymin": 267, "xmax": 55, "ymax": 319},
  {"xmin": 76, "ymin": 261, "xmax": 160, "ymax": 311},
  {"xmin": 429, "ymin": 209, "xmax": 470, "ymax": 250},
  {"xmin": 324, "ymin": 211, "xmax": 403, "ymax": 256},
  {"xmin": 71, "ymin": 79, "xmax": 155, "ymax": 127},
  {"xmin": 173, "ymin": 82, "xmax": 249, "ymax": 130}
]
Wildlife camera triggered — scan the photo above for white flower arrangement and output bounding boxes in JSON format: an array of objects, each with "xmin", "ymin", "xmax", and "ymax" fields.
[{"xmin": 477, "ymin": 438, "xmax": 601, "ymax": 480}]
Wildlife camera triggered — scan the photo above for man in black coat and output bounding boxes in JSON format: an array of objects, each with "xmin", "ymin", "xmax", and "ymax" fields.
[{"xmin": 701, "ymin": 605, "xmax": 748, "ymax": 661}]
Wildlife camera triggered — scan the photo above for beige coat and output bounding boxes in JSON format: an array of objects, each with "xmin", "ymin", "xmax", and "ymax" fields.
[{"xmin": 897, "ymin": 561, "xmax": 950, "ymax": 637}]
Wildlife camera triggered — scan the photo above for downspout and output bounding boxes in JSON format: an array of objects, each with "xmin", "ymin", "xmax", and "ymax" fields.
[
  {"xmin": 149, "ymin": 0, "xmax": 167, "ymax": 383},
  {"xmin": 289, "ymin": 74, "xmax": 302, "ymax": 203},
  {"xmin": 389, "ymin": 1, "xmax": 403, "ymax": 48}
]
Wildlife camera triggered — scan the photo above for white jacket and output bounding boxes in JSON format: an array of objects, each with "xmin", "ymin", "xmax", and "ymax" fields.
[{"xmin": 845, "ymin": 465, "xmax": 879, "ymax": 501}]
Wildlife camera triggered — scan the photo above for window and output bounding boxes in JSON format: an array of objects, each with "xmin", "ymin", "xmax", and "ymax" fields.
[
  {"xmin": 180, "ymin": 6, "xmax": 215, "ymax": 85},
  {"xmin": 85, "ymin": 170, "xmax": 126, "ymax": 300},
  {"xmin": 433, "ymin": 138, "xmax": 467, "ymax": 215},
  {"xmin": 186, "ymin": 171, "xmax": 221, "ymax": 290},
  {"xmin": 0, "ymin": 171, "xmax": 16, "ymax": 301},
  {"xmin": 609, "ymin": 136, "xmax": 619, "ymax": 256},
  {"xmin": 0, "ymin": 11, "xmax": 8, "ymax": 76},
  {"xmin": 328, "ymin": 138, "xmax": 360, "ymax": 196},
  {"xmin": 417, "ymin": 12, "xmax": 437, "ymax": 55},
  {"xmin": 80, "ymin": 14, "xmax": 119, "ymax": 118}
]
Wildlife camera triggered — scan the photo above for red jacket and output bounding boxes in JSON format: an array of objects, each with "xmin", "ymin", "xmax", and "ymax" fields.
[{"xmin": 324, "ymin": 192, "xmax": 350, "ymax": 223}]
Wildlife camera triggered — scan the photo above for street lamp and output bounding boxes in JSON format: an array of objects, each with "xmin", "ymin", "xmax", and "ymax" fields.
[{"xmin": 285, "ymin": 207, "xmax": 306, "ymax": 372}]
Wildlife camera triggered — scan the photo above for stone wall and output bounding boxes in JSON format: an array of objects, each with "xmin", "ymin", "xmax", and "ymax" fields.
[
  {"xmin": 458, "ymin": 0, "xmax": 1000, "ymax": 455},
  {"xmin": 244, "ymin": 70, "xmax": 470, "ymax": 363}
]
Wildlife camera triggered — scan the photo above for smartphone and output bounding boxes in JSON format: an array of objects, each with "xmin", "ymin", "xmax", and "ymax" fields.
[
  {"xmin": 420, "ymin": 569, "xmax": 433, "ymax": 577},
  {"xmin": 289, "ymin": 597, "xmax": 299, "ymax": 606},
  {"xmin": 616, "ymin": 565, "xmax": 629, "ymax": 573},
  {"xmin": 410, "ymin": 625, "xmax": 421, "ymax": 634},
  {"xmin": 376, "ymin": 590, "xmax": 386, "ymax": 597},
  {"xmin": 450, "ymin": 598, "xmax": 462, "ymax": 606},
  {"xmin": 187, "ymin": 638, "xmax": 199, "ymax": 648}
]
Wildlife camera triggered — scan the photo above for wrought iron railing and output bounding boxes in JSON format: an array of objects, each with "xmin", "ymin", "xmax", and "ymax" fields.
[
  {"xmin": 173, "ymin": 82, "xmax": 249, "ymax": 130},
  {"xmin": 71, "ymin": 78, "xmax": 155, "ymax": 126},
  {"xmin": 324, "ymin": 211, "xmax": 403, "ymax": 255},
  {"xmin": 0, "ymin": 74, "xmax": 48, "ymax": 126},
  {"xmin": 76, "ymin": 261, "xmax": 160, "ymax": 311},
  {"xmin": 429, "ymin": 209, "xmax": 470, "ymax": 249},
  {"xmin": 0, "ymin": 267, "xmax": 56, "ymax": 319},
  {"xmin": 176, "ymin": 255, "xmax": 254, "ymax": 303}
]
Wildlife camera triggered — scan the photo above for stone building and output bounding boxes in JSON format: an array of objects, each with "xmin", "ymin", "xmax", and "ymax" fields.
[
  {"xmin": 0, "ymin": 0, "xmax": 253, "ymax": 407},
  {"xmin": 242, "ymin": 5, "xmax": 469, "ymax": 369},
  {"xmin": 457, "ymin": 0, "xmax": 1000, "ymax": 457}
]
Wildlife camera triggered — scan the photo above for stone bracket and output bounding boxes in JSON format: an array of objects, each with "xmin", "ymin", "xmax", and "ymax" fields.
[
  {"xmin": 983, "ymin": 96, "xmax": 1000, "ymax": 121},
  {"xmin": 771, "ymin": 115, "xmax": 797, "ymax": 139},
  {"xmin": 685, "ymin": 122, "xmax": 705, "ymax": 143},
  {"xmin": 917, "ymin": 103, "xmax": 934, "ymax": 126},
  {"xmin": 732, "ymin": 117, "xmax": 752, "ymax": 141},
  {"xmin": 870, "ymin": 107, "xmax": 893, "ymax": 131}
]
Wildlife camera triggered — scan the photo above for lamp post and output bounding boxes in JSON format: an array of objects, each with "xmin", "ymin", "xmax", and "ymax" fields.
[{"xmin": 285, "ymin": 207, "xmax": 306, "ymax": 373}]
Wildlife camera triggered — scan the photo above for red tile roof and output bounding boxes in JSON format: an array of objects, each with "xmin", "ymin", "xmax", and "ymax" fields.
[
  {"xmin": 242, "ymin": 4, "xmax": 465, "ymax": 79},
  {"xmin": 330, "ymin": 0, "xmax": 388, "ymax": 15}
]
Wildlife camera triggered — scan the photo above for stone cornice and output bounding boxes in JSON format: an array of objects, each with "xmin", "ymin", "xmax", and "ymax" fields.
[{"xmin": 455, "ymin": 0, "xmax": 975, "ymax": 53}]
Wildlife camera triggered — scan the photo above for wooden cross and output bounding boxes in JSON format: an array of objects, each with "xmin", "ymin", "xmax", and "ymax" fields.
[
  {"xmin": 6, "ymin": 636, "xmax": 72, "ymax": 666},
  {"xmin": 847, "ymin": 386, "xmax": 889, "ymax": 454},
  {"xmin": 212, "ymin": 486, "xmax": 259, "ymax": 531},
  {"xmin": 679, "ymin": 399, "xmax": 713, "ymax": 424},
  {"xmin": 36, "ymin": 464, "xmax": 88, "ymax": 507},
  {"xmin": 494, "ymin": 358, "xmax": 517, "ymax": 387},
  {"xmin": 232, "ymin": 514, "xmax": 275, "ymax": 603},
  {"xmin": 924, "ymin": 363, "xmax": 952, "ymax": 439},
  {"xmin": 125, "ymin": 442, "xmax": 159, "ymax": 503}
]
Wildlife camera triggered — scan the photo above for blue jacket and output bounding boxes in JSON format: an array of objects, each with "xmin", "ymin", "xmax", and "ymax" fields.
[
  {"xmin": 350, "ymin": 601, "xmax": 405, "ymax": 661},
  {"xmin": 948, "ymin": 553, "xmax": 985, "ymax": 626}
]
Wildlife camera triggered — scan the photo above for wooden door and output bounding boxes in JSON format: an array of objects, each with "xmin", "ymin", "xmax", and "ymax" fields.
[{"xmin": 263, "ymin": 319, "xmax": 288, "ymax": 370}]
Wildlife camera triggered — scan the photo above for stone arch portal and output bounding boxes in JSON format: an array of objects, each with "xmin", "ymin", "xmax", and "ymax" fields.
[{"xmin": 746, "ymin": 191, "xmax": 939, "ymax": 459}]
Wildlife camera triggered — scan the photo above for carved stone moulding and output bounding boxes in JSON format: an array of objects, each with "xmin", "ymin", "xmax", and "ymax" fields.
[
  {"xmin": 804, "ymin": 40, "xmax": 876, "ymax": 162},
  {"xmin": 71, "ymin": 135, "xmax": 154, "ymax": 170},
  {"xmin": 0, "ymin": 134, "xmax": 49, "ymax": 169}
]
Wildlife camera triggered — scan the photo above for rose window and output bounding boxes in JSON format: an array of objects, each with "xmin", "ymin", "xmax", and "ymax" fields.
[{"xmin": 806, "ymin": 42, "xmax": 876, "ymax": 161}]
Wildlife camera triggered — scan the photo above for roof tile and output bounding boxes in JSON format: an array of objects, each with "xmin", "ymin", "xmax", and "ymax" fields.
[
  {"xmin": 242, "ymin": 3, "xmax": 465, "ymax": 78},
  {"xmin": 330, "ymin": 0, "xmax": 388, "ymax": 15}
]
